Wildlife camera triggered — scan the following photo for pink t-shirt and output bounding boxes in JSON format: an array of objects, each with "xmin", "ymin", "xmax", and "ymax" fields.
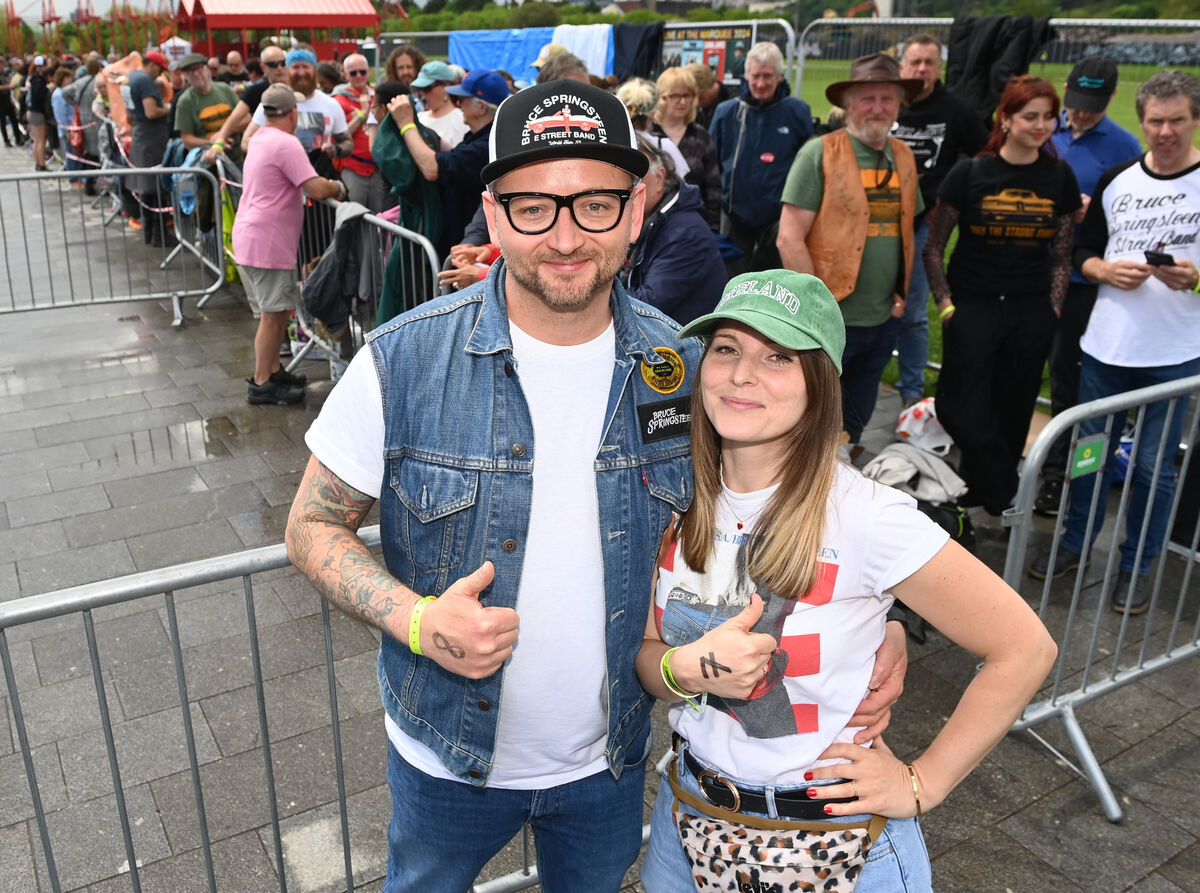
[{"xmin": 232, "ymin": 125, "xmax": 319, "ymax": 270}]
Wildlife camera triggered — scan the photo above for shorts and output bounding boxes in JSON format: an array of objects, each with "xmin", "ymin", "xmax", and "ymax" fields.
[
  {"xmin": 27, "ymin": 111, "xmax": 45, "ymax": 127},
  {"xmin": 237, "ymin": 265, "xmax": 298, "ymax": 314}
]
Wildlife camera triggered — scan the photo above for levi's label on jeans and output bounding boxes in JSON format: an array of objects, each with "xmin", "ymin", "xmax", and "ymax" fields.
[{"xmin": 673, "ymin": 808, "xmax": 873, "ymax": 892}]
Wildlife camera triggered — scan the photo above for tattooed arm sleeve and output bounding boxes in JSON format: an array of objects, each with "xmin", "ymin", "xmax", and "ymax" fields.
[
  {"xmin": 921, "ymin": 200, "xmax": 958, "ymax": 306},
  {"xmin": 286, "ymin": 454, "xmax": 417, "ymax": 642},
  {"xmin": 1048, "ymin": 213, "xmax": 1075, "ymax": 315}
]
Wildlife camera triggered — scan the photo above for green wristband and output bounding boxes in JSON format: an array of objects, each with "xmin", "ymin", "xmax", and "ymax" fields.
[
  {"xmin": 938, "ymin": 303, "xmax": 956, "ymax": 321},
  {"xmin": 408, "ymin": 596, "xmax": 435, "ymax": 655}
]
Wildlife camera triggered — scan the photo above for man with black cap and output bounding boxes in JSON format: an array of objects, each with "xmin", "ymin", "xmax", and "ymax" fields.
[
  {"xmin": 286, "ymin": 77, "xmax": 906, "ymax": 892},
  {"xmin": 777, "ymin": 52, "xmax": 924, "ymax": 449},
  {"xmin": 1034, "ymin": 56, "xmax": 1142, "ymax": 515}
]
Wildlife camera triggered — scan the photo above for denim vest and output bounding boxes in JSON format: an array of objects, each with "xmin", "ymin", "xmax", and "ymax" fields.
[{"xmin": 369, "ymin": 260, "xmax": 700, "ymax": 786}]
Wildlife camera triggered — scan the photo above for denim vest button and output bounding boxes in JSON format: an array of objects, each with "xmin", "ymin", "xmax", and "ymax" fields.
[
  {"xmin": 477, "ymin": 699, "xmax": 491, "ymax": 711},
  {"xmin": 502, "ymin": 538, "xmax": 518, "ymax": 552},
  {"xmin": 468, "ymin": 768, "xmax": 482, "ymax": 779},
  {"xmin": 511, "ymin": 443, "xmax": 526, "ymax": 457}
]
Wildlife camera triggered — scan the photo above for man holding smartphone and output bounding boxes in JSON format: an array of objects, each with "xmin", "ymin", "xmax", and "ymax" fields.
[{"xmin": 1029, "ymin": 70, "xmax": 1200, "ymax": 614}]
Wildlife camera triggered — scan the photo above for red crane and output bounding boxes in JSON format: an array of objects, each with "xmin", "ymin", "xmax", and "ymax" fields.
[
  {"xmin": 6, "ymin": 0, "xmax": 23, "ymax": 55},
  {"xmin": 40, "ymin": 0, "xmax": 61, "ymax": 54},
  {"xmin": 75, "ymin": 0, "xmax": 101, "ymax": 53}
]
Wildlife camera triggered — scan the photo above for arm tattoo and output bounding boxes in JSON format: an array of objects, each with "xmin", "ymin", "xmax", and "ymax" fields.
[
  {"xmin": 922, "ymin": 201, "xmax": 959, "ymax": 305},
  {"xmin": 1049, "ymin": 214, "xmax": 1075, "ymax": 313},
  {"xmin": 699, "ymin": 652, "xmax": 732, "ymax": 679},
  {"xmin": 432, "ymin": 632, "xmax": 465, "ymax": 659}
]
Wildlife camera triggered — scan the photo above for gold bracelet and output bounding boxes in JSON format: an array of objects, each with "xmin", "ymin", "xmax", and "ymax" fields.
[{"xmin": 906, "ymin": 764, "xmax": 922, "ymax": 816}]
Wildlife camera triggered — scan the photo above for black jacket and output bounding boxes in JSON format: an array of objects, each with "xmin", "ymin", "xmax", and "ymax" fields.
[{"xmin": 946, "ymin": 14, "xmax": 1055, "ymax": 125}]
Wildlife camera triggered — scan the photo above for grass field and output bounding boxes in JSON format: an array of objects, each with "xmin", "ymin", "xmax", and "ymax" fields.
[{"xmin": 792, "ymin": 59, "xmax": 1200, "ymax": 401}]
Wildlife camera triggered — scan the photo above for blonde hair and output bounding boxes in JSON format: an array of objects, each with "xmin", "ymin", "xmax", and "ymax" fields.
[
  {"xmin": 654, "ymin": 66, "xmax": 698, "ymax": 126},
  {"xmin": 615, "ymin": 77, "xmax": 658, "ymax": 128},
  {"xmin": 680, "ymin": 347, "xmax": 843, "ymax": 600},
  {"xmin": 684, "ymin": 62, "xmax": 715, "ymax": 93}
]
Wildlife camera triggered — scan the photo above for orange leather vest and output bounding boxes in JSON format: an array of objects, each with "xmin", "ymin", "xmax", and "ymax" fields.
[{"xmin": 806, "ymin": 129, "xmax": 918, "ymax": 302}]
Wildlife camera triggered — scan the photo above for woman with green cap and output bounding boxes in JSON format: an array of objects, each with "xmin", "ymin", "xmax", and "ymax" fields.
[{"xmin": 636, "ymin": 270, "xmax": 1055, "ymax": 892}]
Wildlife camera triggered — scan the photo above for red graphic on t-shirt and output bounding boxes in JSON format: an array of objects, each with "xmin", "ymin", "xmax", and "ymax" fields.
[
  {"xmin": 660, "ymin": 540, "xmax": 676, "ymax": 573},
  {"xmin": 781, "ymin": 633, "xmax": 820, "ymax": 677},
  {"xmin": 798, "ymin": 561, "xmax": 837, "ymax": 606},
  {"xmin": 760, "ymin": 152, "xmax": 775, "ymax": 164},
  {"xmin": 791, "ymin": 703, "xmax": 818, "ymax": 734}
]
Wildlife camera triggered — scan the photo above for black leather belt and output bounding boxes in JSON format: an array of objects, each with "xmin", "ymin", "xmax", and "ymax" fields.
[{"xmin": 680, "ymin": 746, "xmax": 857, "ymax": 821}]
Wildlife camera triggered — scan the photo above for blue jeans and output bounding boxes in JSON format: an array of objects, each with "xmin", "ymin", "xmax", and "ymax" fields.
[
  {"xmin": 1061, "ymin": 353, "xmax": 1200, "ymax": 575},
  {"xmin": 384, "ymin": 741, "xmax": 648, "ymax": 893},
  {"xmin": 842, "ymin": 315, "xmax": 902, "ymax": 443},
  {"xmin": 641, "ymin": 743, "xmax": 932, "ymax": 893},
  {"xmin": 897, "ymin": 220, "xmax": 931, "ymax": 401}
]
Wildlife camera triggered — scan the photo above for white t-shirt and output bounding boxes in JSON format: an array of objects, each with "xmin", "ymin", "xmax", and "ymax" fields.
[
  {"xmin": 1081, "ymin": 157, "xmax": 1200, "ymax": 367},
  {"xmin": 305, "ymin": 320, "xmax": 617, "ymax": 789},
  {"xmin": 418, "ymin": 106, "xmax": 469, "ymax": 149},
  {"xmin": 252, "ymin": 89, "xmax": 347, "ymax": 154},
  {"xmin": 655, "ymin": 465, "xmax": 948, "ymax": 785}
]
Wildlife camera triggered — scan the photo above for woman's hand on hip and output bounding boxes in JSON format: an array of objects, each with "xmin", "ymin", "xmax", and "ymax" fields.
[{"xmin": 805, "ymin": 737, "xmax": 931, "ymax": 819}]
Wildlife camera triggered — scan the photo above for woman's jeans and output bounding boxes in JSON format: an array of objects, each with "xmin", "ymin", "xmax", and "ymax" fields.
[{"xmin": 641, "ymin": 741, "xmax": 933, "ymax": 893}]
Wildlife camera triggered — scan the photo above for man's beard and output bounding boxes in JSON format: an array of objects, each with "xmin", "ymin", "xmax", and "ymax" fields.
[
  {"xmin": 498, "ymin": 239, "xmax": 625, "ymax": 314},
  {"xmin": 848, "ymin": 116, "xmax": 893, "ymax": 145},
  {"xmin": 291, "ymin": 73, "xmax": 316, "ymax": 96}
]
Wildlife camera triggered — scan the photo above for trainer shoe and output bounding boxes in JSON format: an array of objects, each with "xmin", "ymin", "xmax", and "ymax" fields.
[
  {"xmin": 1028, "ymin": 546, "xmax": 1082, "ymax": 580},
  {"xmin": 247, "ymin": 378, "xmax": 304, "ymax": 405},
  {"xmin": 1110, "ymin": 570, "xmax": 1150, "ymax": 615},
  {"xmin": 269, "ymin": 367, "xmax": 307, "ymax": 387},
  {"xmin": 1033, "ymin": 479, "xmax": 1063, "ymax": 517}
]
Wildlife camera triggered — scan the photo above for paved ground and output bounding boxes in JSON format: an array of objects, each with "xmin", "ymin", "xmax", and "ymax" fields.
[{"xmin": 1, "ymin": 146, "xmax": 1198, "ymax": 892}]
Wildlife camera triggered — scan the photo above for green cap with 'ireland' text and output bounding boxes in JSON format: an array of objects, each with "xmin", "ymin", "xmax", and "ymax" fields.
[{"xmin": 678, "ymin": 270, "xmax": 846, "ymax": 373}]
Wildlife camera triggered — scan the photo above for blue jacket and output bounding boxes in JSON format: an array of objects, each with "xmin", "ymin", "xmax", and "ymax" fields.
[
  {"xmin": 1051, "ymin": 113, "xmax": 1142, "ymax": 285},
  {"xmin": 625, "ymin": 182, "xmax": 727, "ymax": 325},
  {"xmin": 710, "ymin": 79, "xmax": 815, "ymax": 231},
  {"xmin": 369, "ymin": 261, "xmax": 700, "ymax": 786}
]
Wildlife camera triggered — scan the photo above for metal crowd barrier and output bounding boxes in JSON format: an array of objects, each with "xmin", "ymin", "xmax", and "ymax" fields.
[
  {"xmin": 1001, "ymin": 375, "xmax": 1200, "ymax": 822},
  {"xmin": 0, "ymin": 167, "xmax": 225, "ymax": 326},
  {"xmin": 0, "ymin": 527, "xmax": 657, "ymax": 892}
]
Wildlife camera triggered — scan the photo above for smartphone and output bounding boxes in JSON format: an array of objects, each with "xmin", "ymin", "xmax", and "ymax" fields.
[{"xmin": 1145, "ymin": 250, "xmax": 1176, "ymax": 266}]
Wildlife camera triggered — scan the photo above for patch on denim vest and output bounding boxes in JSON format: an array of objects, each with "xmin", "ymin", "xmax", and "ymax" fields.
[
  {"xmin": 637, "ymin": 396, "xmax": 691, "ymax": 443},
  {"xmin": 640, "ymin": 347, "xmax": 685, "ymax": 394}
]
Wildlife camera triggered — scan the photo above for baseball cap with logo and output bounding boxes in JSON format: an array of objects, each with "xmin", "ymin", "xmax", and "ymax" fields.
[
  {"xmin": 481, "ymin": 80, "xmax": 649, "ymax": 185},
  {"xmin": 143, "ymin": 50, "xmax": 170, "ymax": 70},
  {"xmin": 678, "ymin": 271, "xmax": 846, "ymax": 373},
  {"xmin": 445, "ymin": 70, "xmax": 510, "ymax": 107},
  {"xmin": 260, "ymin": 83, "xmax": 303, "ymax": 117},
  {"xmin": 1064, "ymin": 56, "xmax": 1118, "ymax": 112}
]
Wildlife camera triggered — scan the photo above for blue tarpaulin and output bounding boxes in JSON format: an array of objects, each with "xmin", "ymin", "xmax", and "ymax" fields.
[{"xmin": 448, "ymin": 27, "xmax": 555, "ymax": 85}]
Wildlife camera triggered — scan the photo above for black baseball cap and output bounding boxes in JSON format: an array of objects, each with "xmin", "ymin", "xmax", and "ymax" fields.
[
  {"xmin": 1065, "ymin": 57, "xmax": 1118, "ymax": 113},
  {"xmin": 480, "ymin": 79, "xmax": 649, "ymax": 186}
]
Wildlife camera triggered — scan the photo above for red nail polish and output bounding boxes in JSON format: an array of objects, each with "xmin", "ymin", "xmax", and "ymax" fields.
[
  {"xmin": 823, "ymin": 805, "xmax": 833, "ymax": 815},
  {"xmin": 803, "ymin": 771, "xmax": 814, "ymax": 781},
  {"xmin": 806, "ymin": 788, "xmax": 816, "ymax": 798}
]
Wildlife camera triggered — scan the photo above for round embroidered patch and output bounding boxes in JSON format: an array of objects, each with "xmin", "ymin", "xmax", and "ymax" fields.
[{"xmin": 641, "ymin": 347, "xmax": 685, "ymax": 394}]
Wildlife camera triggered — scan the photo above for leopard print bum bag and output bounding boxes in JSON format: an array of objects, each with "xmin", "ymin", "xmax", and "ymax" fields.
[{"xmin": 667, "ymin": 758, "xmax": 888, "ymax": 893}]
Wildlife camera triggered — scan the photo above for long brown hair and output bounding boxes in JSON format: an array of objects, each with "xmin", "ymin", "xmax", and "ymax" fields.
[
  {"xmin": 680, "ymin": 344, "xmax": 844, "ymax": 600},
  {"xmin": 980, "ymin": 75, "xmax": 1060, "ymax": 158}
]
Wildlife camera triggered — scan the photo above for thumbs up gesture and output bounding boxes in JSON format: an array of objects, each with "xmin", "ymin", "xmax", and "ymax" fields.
[
  {"xmin": 672, "ymin": 594, "xmax": 779, "ymax": 700},
  {"xmin": 417, "ymin": 561, "xmax": 520, "ymax": 679}
]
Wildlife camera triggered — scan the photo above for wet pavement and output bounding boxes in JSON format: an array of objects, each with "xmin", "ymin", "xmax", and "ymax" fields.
[{"xmin": 1, "ymin": 145, "xmax": 1198, "ymax": 892}]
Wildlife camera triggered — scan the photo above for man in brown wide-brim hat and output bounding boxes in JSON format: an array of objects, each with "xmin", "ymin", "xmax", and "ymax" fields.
[{"xmin": 776, "ymin": 52, "xmax": 924, "ymax": 449}]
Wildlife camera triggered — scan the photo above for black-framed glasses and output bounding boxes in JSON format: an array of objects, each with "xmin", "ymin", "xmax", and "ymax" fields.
[
  {"xmin": 490, "ymin": 189, "xmax": 635, "ymax": 235},
  {"xmin": 263, "ymin": 60, "xmax": 285, "ymax": 69}
]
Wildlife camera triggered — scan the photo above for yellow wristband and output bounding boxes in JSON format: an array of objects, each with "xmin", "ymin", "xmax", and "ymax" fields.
[
  {"xmin": 907, "ymin": 764, "xmax": 922, "ymax": 816},
  {"xmin": 211, "ymin": 140, "xmax": 225, "ymax": 150},
  {"xmin": 355, "ymin": 109, "xmax": 367, "ymax": 121},
  {"xmin": 400, "ymin": 122, "xmax": 415, "ymax": 136},
  {"xmin": 938, "ymin": 303, "xmax": 956, "ymax": 321},
  {"xmin": 408, "ymin": 596, "xmax": 435, "ymax": 655}
]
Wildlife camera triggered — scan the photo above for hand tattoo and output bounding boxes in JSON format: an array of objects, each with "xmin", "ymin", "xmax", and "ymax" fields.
[
  {"xmin": 433, "ymin": 633, "xmax": 465, "ymax": 659},
  {"xmin": 699, "ymin": 652, "xmax": 731, "ymax": 679}
]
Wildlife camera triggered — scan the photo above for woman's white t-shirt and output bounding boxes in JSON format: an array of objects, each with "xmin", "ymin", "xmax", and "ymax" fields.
[{"xmin": 655, "ymin": 464, "xmax": 948, "ymax": 785}]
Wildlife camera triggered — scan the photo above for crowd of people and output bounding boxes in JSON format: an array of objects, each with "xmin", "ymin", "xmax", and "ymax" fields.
[{"xmin": 6, "ymin": 29, "xmax": 1198, "ymax": 893}]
